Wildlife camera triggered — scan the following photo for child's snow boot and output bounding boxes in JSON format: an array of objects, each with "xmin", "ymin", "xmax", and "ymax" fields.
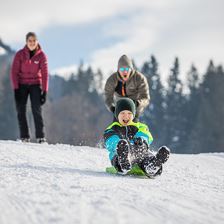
[
  {"xmin": 142, "ymin": 146, "xmax": 170, "ymax": 178},
  {"xmin": 156, "ymin": 146, "xmax": 170, "ymax": 164},
  {"xmin": 116, "ymin": 139, "xmax": 131, "ymax": 174}
]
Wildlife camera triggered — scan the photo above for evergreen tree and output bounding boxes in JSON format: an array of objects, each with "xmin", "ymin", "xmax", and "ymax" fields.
[
  {"xmin": 45, "ymin": 62, "xmax": 110, "ymax": 146},
  {"xmin": 62, "ymin": 72, "xmax": 78, "ymax": 96},
  {"xmin": 187, "ymin": 64, "xmax": 200, "ymax": 92},
  {"xmin": 94, "ymin": 69, "xmax": 104, "ymax": 93},
  {"xmin": 190, "ymin": 61, "xmax": 224, "ymax": 153},
  {"xmin": 141, "ymin": 55, "xmax": 166, "ymax": 148},
  {"xmin": 76, "ymin": 63, "xmax": 94, "ymax": 95},
  {"xmin": 164, "ymin": 57, "xmax": 186, "ymax": 153},
  {"xmin": 185, "ymin": 65, "xmax": 201, "ymax": 153}
]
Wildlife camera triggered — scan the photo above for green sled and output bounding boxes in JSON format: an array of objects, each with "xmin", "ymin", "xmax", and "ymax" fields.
[{"xmin": 106, "ymin": 164, "xmax": 147, "ymax": 176}]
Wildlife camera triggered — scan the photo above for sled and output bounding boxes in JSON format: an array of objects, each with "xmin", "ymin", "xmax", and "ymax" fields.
[{"xmin": 106, "ymin": 164, "xmax": 148, "ymax": 177}]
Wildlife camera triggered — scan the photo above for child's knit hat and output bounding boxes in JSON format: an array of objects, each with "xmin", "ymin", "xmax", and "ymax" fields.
[{"xmin": 115, "ymin": 98, "xmax": 136, "ymax": 119}]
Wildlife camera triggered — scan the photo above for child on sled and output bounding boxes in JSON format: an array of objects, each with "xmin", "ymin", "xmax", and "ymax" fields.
[{"xmin": 104, "ymin": 98, "xmax": 170, "ymax": 177}]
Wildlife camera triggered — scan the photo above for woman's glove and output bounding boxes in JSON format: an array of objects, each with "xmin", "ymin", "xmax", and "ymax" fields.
[{"xmin": 40, "ymin": 91, "xmax": 47, "ymax": 105}]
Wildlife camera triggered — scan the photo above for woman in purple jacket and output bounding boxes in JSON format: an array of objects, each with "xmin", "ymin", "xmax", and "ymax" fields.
[{"xmin": 11, "ymin": 32, "xmax": 48, "ymax": 143}]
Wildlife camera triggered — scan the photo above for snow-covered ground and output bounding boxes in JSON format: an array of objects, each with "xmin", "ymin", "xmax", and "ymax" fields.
[{"xmin": 0, "ymin": 140, "xmax": 223, "ymax": 224}]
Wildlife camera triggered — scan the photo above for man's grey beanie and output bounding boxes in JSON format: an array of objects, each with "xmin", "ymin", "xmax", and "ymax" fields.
[{"xmin": 118, "ymin": 55, "xmax": 133, "ymax": 70}]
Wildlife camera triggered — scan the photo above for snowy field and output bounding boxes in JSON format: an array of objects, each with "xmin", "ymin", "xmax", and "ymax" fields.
[{"xmin": 0, "ymin": 140, "xmax": 223, "ymax": 224}]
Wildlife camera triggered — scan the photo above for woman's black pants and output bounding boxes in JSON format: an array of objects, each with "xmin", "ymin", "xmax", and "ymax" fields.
[{"xmin": 15, "ymin": 84, "xmax": 45, "ymax": 139}]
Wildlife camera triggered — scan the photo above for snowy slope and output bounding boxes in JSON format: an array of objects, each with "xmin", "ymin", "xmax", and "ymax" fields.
[{"xmin": 0, "ymin": 140, "xmax": 223, "ymax": 224}]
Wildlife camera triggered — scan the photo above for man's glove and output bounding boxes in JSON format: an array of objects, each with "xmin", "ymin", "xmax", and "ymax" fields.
[
  {"xmin": 133, "ymin": 100, "xmax": 139, "ymax": 107},
  {"xmin": 110, "ymin": 106, "xmax": 115, "ymax": 113},
  {"xmin": 40, "ymin": 91, "xmax": 47, "ymax": 105},
  {"xmin": 14, "ymin": 89, "xmax": 20, "ymax": 103}
]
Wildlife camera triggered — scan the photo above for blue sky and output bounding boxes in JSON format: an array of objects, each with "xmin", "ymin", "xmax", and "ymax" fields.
[
  {"xmin": 1, "ymin": 0, "xmax": 224, "ymax": 81},
  {"xmin": 40, "ymin": 19, "xmax": 121, "ymax": 71}
]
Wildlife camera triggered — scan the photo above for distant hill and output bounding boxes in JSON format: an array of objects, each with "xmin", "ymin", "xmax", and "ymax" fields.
[
  {"xmin": 0, "ymin": 39, "xmax": 15, "ymax": 89},
  {"xmin": 0, "ymin": 38, "xmax": 14, "ymax": 55}
]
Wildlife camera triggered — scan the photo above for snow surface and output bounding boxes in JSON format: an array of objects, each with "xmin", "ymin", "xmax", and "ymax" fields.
[{"xmin": 0, "ymin": 140, "xmax": 223, "ymax": 224}]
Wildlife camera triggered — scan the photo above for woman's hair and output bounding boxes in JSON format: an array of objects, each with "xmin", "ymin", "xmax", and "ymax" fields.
[{"xmin": 26, "ymin": 32, "xmax": 37, "ymax": 41}]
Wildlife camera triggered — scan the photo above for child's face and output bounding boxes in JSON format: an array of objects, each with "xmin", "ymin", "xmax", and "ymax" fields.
[{"xmin": 118, "ymin": 110, "xmax": 134, "ymax": 126}]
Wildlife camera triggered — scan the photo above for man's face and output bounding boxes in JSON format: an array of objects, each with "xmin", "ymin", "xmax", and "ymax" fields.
[
  {"xmin": 118, "ymin": 110, "xmax": 134, "ymax": 126},
  {"xmin": 118, "ymin": 67, "xmax": 131, "ymax": 82}
]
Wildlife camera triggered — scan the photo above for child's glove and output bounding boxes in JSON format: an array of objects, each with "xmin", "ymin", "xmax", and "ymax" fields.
[
  {"xmin": 110, "ymin": 106, "xmax": 115, "ymax": 113},
  {"xmin": 133, "ymin": 137, "xmax": 149, "ymax": 149},
  {"xmin": 133, "ymin": 137, "xmax": 144, "ymax": 146},
  {"xmin": 133, "ymin": 100, "xmax": 139, "ymax": 107}
]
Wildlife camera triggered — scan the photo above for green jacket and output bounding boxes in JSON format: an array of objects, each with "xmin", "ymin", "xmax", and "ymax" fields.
[{"xmin": 104, "ymin": 121, "xmax": 153, "ymax": 160}]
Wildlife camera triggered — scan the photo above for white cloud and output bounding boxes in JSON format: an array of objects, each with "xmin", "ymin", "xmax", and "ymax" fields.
[
  {"xmin": 88, "ymin": 0, "xmax": 224, "ymax": 81},
  {"xmin": 1, "ymin": 0, "xmax": 223, "ymax": 82},
  {"xmin": 51, "ymin": 63, "xmax": 92, "ymax": 80},
  {"xmin": 0, "ymin": 0, "xmax": 168, "ymax": 43},
  {"xmin": 89, "ymin": 11, "xmax": 162, "ymax": 75},
  {"xmin": 51, "ymin": 65, "xmax": 78, "ymax": 80}
]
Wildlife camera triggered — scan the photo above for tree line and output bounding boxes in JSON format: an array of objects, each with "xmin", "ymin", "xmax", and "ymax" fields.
[
  {"xmin": 141, "ymin": 56, "xmax": 224, "ymax": 153},
  {"xmin": 0, "ymin": 41, "xmax": 223, "ymax": 153}
]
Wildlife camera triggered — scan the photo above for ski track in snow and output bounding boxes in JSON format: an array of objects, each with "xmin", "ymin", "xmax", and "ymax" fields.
[{"xmin": 0, "ymin": 140, "xmax": 224, "ymax": 224}]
